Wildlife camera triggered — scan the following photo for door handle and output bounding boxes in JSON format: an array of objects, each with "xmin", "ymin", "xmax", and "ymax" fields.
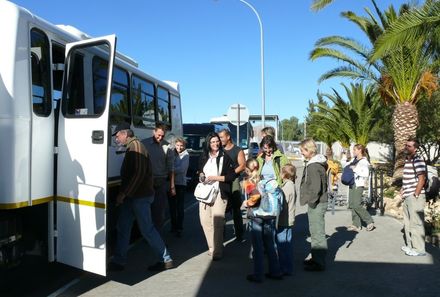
[{"xmin": 92, "ymin": 130, "xmax": 104, "ymax": 144}]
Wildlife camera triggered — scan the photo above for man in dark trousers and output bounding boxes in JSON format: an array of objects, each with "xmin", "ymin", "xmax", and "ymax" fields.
[
  {"xmin": 142, "ymin": 124, "xmax": 175, "ymax": 231},
  {"xmin": 219, "ymin": 128, "xmax": 246, "ymax": 241},
  {"xmin": 109, "ymin": 122, "xmax": 173, "ymax": 272}
]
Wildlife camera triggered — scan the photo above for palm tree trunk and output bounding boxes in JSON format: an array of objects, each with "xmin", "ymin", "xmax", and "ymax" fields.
[{"xmin": 392, "ymin": 102, "xmax": 419, "ymax": 184}]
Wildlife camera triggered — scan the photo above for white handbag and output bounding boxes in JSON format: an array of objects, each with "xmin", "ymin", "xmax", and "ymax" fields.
[
  {"xmin": 194, "ymin": 156, "xmax": 223, "ymax": 204},
  {"xmin": 194, "ymin": 182, "xmax": 218, "ymax": 204}
]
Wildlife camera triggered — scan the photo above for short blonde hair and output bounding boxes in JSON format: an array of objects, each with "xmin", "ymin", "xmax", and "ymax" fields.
[
  {"xmin": 175, "ymin": 136, "xmax": 186, "ymax": 147},
  {"xmin": 300, "ymin": 138, "xmax": 317, "ymax": 154}
]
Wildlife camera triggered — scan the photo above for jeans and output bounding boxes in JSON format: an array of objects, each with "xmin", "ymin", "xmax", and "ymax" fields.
[
  {"xmin": 250, "ymin": 217, "xmax": 281, "ymax": 280},
  {"xmin": 276, "ymin": 226, "xmax": 293, "ymax": 275},
  {"xmin": 168, "ymin": 185, "xmax": 186, "ymax": 231},
  {"xmin": 307, "ymin": 202, "xmax": 328, "ymax": 267},
  {"xmin": 113, "ymin": 197, "xmax": 172, "ymax": 265}
]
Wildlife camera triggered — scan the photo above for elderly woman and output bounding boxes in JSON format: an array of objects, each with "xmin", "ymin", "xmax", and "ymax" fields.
[
  {"xmin": 197, "ymin": 132, "xmax": 235, "ymax": 261},
  {"xmin": 168, "ymin": 137, "xmax": 189, "ymax": 237}
]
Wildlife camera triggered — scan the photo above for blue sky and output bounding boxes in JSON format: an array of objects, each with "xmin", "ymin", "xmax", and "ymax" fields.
[{"xmin": 12, "ymin": 0, "xmax": 409, "ymax": 124}]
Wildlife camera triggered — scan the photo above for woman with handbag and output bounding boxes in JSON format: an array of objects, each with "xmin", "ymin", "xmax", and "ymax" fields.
[{"xmin": 197, "ymin": 132, "xmax": 235, "ymax": 261}]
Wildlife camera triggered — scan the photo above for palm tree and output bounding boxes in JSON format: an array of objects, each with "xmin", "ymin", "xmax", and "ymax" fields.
[
  {"xmin": 376, "ymin": 39, "xmax": 438, "ymax": 182},
  {"xmin": 313, "ymin": 83, "xmax": 381, "ymax": 146},
  {"xmin": 310, "ymin": 0, "xmax": 438, "ymax": 183}
]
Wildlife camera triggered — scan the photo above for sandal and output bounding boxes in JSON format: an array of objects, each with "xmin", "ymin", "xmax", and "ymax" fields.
[
  {"xmin": 366, "ymin": 223, "xmax": 375, "ymax": 231},
  {"xmin": 347, "ymin": 225, "xmax": 360, "ymax": 232}
]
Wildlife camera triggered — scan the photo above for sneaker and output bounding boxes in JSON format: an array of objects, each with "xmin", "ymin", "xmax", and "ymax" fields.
[
  {"xmin": 148, "ymin": 260, "xmax": 174, "ymax": 271},
  {"xmin": 303, "ymin": 259, "xmax": 315, "ymax": 266},
  {"xmin": 366, "ymin": 223, "xmax": 375, "ymax": 231},
  {"xmin": 401, "ymin": 246, "xmax": 411, "ymax": 253},
  {"xmin": 347, "ymin": 225, "xmax": 360, "ymax": 232},
  {"xmin": 405, "ymin": 249, "xmax": 426, "ymax": 257}
]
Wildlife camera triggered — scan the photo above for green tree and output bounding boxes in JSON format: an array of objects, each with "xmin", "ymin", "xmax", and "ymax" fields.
[
  {"xmin": 314, "ymin": 83, "xmax": 381, "ymax": 146},
  {"xmin": 306, "ymin": 92, "xmax": 346, "ymax": 158},
  {"xmin": 280, "ymin": 116, "xmax": 303, "ymax": 141},
  {"xmin": 417, "ymin": 91, "xmax": 440, "ymax": 165},
  {"xmin": 310, "ymin": 0, "xmax": 438, "ymax": 182}
]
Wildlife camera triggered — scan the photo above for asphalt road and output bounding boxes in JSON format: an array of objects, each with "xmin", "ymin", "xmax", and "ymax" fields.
[{"xmin": 3, "ymin": 159, "xmax": 440, "ymax": 297}]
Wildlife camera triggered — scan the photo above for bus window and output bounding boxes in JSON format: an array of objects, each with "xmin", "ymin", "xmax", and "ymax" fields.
[
  {"xmin": 109, "ymin": 66, "xmax": 130, "ymax": 125},
  {"xmin": 157, "ymin": 86, "xmax": 170, "ymax": 126},
  {"xmin": 63, "ymin": 52, "xmax": 86, "ymax": 116},
  {"xmin": 30, "ymin": 28, "xmax": 51, "ymax": 117},
  {"xmin": 52, "ymin": 43, "xmax": 65, "ymax": 95},
  {"xmin": 132, "ymin": 76, "xmax": 155, "ymax": 128}
]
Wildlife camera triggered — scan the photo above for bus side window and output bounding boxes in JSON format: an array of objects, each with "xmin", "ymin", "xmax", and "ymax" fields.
[
  {"xmin": 157, "ymin": 86, "xmax": 171, "ymax": 128},
  {"xmin": 30, "ymin": 28, "xmax": 51, "ymax": 117},
  {"xmin": 131, "ymin": 76, "xmax": 155, "ymax": 129}
]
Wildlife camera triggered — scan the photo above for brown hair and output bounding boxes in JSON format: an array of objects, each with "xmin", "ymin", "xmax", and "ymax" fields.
[
  {"xmin": 354, "ymin": 144, "xmax": 367, "ymax": 157},
  {"xmin": 281, "ymin": 163, "xmax": 296, "ymax": 182},
  {"xmin": 155, "ymin": 123, "xmax": 168, "ymax": 132}
]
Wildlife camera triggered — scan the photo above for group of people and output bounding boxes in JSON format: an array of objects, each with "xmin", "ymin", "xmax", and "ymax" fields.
[
  {"xmin": 108, "ymin": 121, "xmax": 428, "ymax": 280},
  {"xmin": 109, "ymin": 123, "xmax": 189, "ymax": 272}
]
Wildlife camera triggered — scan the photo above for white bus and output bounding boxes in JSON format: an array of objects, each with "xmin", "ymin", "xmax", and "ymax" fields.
[{"xmin": 0, "ymin": 1, "xmax": 183, "ymax": 276}]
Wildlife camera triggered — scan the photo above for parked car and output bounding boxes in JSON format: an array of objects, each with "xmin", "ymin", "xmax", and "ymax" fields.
[{"xmin": 249, "ymin": 142, "xmax": 259, "ymax": 158}]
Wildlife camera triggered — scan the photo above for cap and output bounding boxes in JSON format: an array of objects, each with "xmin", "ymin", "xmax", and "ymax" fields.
[{"xmin": 112, "ymin": 122, "xmax": 131, "ymax": 136}]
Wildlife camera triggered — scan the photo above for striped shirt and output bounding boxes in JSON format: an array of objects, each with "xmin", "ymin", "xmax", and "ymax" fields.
[{"xmin": 402, "ymin": 155, "xmax": 426, "ymax": 199}]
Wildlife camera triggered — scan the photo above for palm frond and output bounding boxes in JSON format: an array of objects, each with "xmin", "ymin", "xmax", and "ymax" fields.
[
  {"xmin": 317, "ymin": 66, "xmax": 379, "ymax": 84},
  {"xmin": 311, "ymin": 0, "xmax": 334, "ymax": 12},
  {"xmin": 314, "ymin": 36, "xmax": 370, "ymax": 60},
  {"xmin": 373, "ymin": 2, "xmax": 440, "ymax": 60}
]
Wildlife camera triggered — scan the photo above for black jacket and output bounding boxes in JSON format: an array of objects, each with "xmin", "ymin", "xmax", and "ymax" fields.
[{"xmin": 198, "ymin": 150, "xmax": 235, "ymax": 200}]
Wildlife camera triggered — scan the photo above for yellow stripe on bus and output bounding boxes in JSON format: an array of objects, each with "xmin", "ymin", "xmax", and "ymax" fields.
[
  {"xmin": 0, "ymin": 201, "xmax": 29, "ymax": 209},
  {"xmin": 56, "ymin": 196, "xmax": 106, "ymax": 209},
  {"xmin": 0, "ymin": 196, "xmax": 55, "ymax": 209}
]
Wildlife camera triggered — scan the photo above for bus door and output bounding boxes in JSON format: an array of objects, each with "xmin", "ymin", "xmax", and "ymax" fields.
[{"xmin": 56, "ymin": 35, "xmax": 116, "ymax": 276}]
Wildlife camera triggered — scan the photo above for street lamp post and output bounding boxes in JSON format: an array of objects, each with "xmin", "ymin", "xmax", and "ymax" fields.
[
  {"xmin": 238, "ymin": 0, "xmax": 265, "ymax": 128},
  {"xmin": 216, "ymin": 0, "xmax": 266, "ymax": 128}
]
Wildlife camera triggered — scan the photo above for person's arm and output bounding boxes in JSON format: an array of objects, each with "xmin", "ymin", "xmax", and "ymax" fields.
[
  {"xmin": 235, "ymin": 149, "xmax": 246, "ymax": 174},
  {"xmin": 415, "ymin": 173, "xmax": 426, "ymax": 197},
  {"xmin": 166, "ymin": 147, "xmax": 176, "ymax": 195}
]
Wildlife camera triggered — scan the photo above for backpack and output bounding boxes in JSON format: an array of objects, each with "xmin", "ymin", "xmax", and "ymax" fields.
[
  {"xmin": 252, "ymin": 179, "xmax": 283, "ymax": 218},
  {"xmin": 412, "ymin": 159, "xmax": 440, "ymax": 197},
  {"xmin": 341, "ymin": 158, "xmax": 360, "ymax": 186}
]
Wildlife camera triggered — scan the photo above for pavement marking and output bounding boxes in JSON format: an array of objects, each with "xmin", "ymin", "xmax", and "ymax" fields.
[{"xmin": 47, "ymin": 278, "xmax": 79, "ymax": 297}]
